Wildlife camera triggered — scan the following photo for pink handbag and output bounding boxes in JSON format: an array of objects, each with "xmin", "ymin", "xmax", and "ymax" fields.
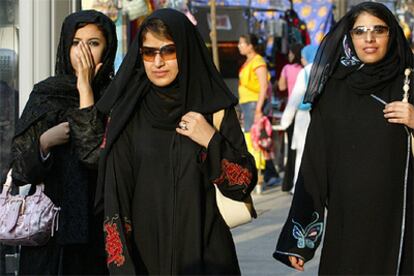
[{"xmin": 0, "ymin": 170, "xmax": 60, "ymax": 246}]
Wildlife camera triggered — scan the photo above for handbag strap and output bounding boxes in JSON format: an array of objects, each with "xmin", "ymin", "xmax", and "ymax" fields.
[{"xmin": 0, "ymin": 170, "xmax": 12, "ymax": 204}]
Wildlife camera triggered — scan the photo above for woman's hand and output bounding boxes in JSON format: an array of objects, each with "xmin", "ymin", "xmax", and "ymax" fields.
[
  {"xmin": 74, "ymin": 41, "xmax": 103, "ymax": 108},
  {"xmin": 384, "ymin": 101, "xmax": 414, "ymax": 129},
  {"xmin": 176, "ymin": 112, "xmax": 216, "ymax": 148},
  {"xmin": 39, "ymin": 122, "xmax": 70, "ymax": 155},
  {"xmin": 288, "ymin": 256, "xmax": 305, "ymax": 271}
]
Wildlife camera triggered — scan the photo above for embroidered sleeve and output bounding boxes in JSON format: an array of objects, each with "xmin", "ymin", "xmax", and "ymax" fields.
[
  {"xmin": 200, "ymin": 108, "xmax": 257, "ymax": 201},
  {"xmin": 67, "ymin": 106, "xmax": 105, "ymax": 169},
  {"xmin": 273, "ymin": 105, "xmax": 328, "ymax": 268},
  {"xmin": 11, "ymin": 118, "xmax": 53, "ymax": 186},
  {"xmin": 104, "ymin": 215, "xmax": 132, "ymax": 268}
]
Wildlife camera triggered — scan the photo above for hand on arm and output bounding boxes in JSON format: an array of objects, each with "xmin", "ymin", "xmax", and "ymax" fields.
[
  {"xmin": 39, "ymin": 122, "xmax": 70, "ymax": 155},
  {"xmin": 383, "ymin": 101, "xmax": 414, "ymax": 129},
  {"xmin": 176, "ymin": 112, "xmax": 216, "ymax": 148},
  {"xmin": 254, "ymin": 66, "xmax": 269, "ymax": 122},
  {"xmin": 74, "ymin": 41, "xmax": 103, "ymax": 108}
]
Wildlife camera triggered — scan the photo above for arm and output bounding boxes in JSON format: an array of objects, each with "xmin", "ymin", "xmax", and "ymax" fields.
[
  {"xmin": 67, "ymin": 106, "xmax": 105, "ymax": 168},
  {"xmin": 273, "ymin": 105, "xmax": 328, "ymax": 270},
  {"xmin": 278, "ymin": 67, "xmax": 288, "ymax": 91},
  {"xmin": 254, "ymin": 66, "xmax": 269, "ymax": 122},
  {"xmin": 204, "ymin": 108, "xmax": 257, "ymax": 200},
  {"xmin": 11, "ymin": 120, "xmax": 54, "ymax": 185},
  {"xmin": 280, "ymin": 69, "xmax": 306, "ymax": 129},
  {"xmin": 67, "ymin": 42, "xmax": 106, "ymax": 167},
  {"xmin": 176, "ymin": 108, "xmax": 257, "ymax": 200}
]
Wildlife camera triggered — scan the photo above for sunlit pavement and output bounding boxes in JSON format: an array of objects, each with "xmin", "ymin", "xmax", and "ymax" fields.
[{"xmin": 232, "ymin": 186, "xmax": 321, "ymax": 276}]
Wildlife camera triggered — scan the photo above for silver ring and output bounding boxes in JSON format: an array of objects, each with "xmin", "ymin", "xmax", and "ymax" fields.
[{"xmin": 179, "ymin": 121, "xmax": 188, "ymax": 130}]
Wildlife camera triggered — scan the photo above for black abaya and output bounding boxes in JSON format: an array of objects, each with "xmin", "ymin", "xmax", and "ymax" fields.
[{"xmin": 274, "ymin": 73, "xmax": 413, "ymax": 275}]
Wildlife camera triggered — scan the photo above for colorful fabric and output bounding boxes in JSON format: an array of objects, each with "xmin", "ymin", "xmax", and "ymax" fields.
[{"xmin": 293, "ymin": 0, "xmax": 334, "ymax": 45}]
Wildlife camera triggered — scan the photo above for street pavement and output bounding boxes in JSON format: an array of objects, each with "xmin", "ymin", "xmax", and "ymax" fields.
[{"xmin": 232, "ymin": 185, "xmax": 321, "ymax": 276}]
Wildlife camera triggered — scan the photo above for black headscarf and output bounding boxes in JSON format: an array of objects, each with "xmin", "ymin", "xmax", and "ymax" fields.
[
  {"xmin": 14, "ymin": 10, "xmax": 117, "ymax": 244},
  {"xmin": 304, "ymin": 2, "xmax": 413, "ymax": 103},
  {"xmin": 16, "ymin": 10, "xmax": 117, "ymax": 136},
  {"xmin": 95, "ymin": 8, "xmax": 238, "ymax": 209},
  {"xmin": 55, "ymin": 9, "xmax": 117, "ymax": 94}
]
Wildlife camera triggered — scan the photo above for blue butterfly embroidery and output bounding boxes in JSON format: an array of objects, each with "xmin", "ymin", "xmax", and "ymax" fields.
[{"xmin": 292, "ymin": 212, "xmax": 324, "ymax": 249}]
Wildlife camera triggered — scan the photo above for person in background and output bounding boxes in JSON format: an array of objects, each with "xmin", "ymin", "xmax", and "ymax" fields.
[
  {"xmin": 94, "ymin": 9, "xmax": 257, "ymax": 275},
  {"xmin": 274, "ymin": 2, "xmax": 413, "ymax": 274},
  {"xmin": 279, "ymin": 44, "xmax": 318, "ymax": 194},
  {"xmin": 277, "ymin": 43, "xmax": 303, "ymax": 192},
  {"xmin": 10, "ymin": 10, "xmax": 117, "ymax": 275},
  {"xmin": 238, "ymin": 34, "xmax": 275, "ymax": 190}
]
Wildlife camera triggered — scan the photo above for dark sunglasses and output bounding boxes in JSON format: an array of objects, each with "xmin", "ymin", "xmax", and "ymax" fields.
[
  {"xmin": 350, "ymin": 25, "xmax": 389, "ymax": 39},
  {"xmin": 140, "ymin": 44, "xmax": 177, "ymax": 62}
]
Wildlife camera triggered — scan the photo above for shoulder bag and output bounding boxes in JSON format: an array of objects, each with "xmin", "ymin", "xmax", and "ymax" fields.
[
  {"xmin": 0, "ymin": 170, "xmax": 60, "ymax": 246},
  {"xmin": 213, "ymin": 110, "xmax": 257, "ymax": 228}
]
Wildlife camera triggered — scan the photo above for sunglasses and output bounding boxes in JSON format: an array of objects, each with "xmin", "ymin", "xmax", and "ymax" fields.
[
  {"xmin": 350, "ymin": 25, "xmax": 389, "ymax": 39},
  {"xmin": 140, "ymin": 44, "xmax": 177, "ymax": 62}
]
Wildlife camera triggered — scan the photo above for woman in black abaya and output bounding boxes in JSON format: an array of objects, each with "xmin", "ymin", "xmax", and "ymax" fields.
[
  {"xmin": 10, "ymin": 10, "xmax": 117, "ymax": 275},
  {"xmin": 95, "ymin": 8, "xmax": 257, "ymax": 275},
  {"xmin": 273, "ymin": 2, "xmax": 413, "ymax": 275}
]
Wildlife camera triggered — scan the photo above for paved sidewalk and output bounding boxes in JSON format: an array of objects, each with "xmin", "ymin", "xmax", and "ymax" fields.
[{"xmin": 231, "ymin": 186, "xmax": 321, "ymax": 275}]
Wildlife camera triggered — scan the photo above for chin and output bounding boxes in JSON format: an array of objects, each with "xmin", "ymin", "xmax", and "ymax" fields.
[{"xmin": 150, "ymin": 79, "xmax": 174, "ymax": 87}]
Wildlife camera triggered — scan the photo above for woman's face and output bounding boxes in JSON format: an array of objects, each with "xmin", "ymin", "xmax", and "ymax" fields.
[
  {"xmin": 69, "ymin": 24, "xmax": 107, "ymax": 74},
  {"xmin": 142, "ymin": 31, "xmax": 179, "ymax": 87},
  {"xmin": 238, "ymin": 37, "xmax": 252, "ymax": 56},
  {"xmin": 350, "ymin": 12, "xmax": 389, "ymax": 64}
]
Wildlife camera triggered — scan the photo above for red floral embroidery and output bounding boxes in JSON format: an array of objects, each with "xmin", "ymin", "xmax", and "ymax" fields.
[
  {"xmin": 104, "ymin": 220, "xmax": 125, "ymax": 267},
  {"xmin": 214, "ymin": 159, "xmax": 252, "ymax": 186},
  {"xmin": 100, "ymin": 117, "xmax": 111, "ymax": 149}
]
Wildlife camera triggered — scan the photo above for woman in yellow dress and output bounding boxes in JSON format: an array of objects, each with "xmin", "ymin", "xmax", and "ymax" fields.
[{"xmin": 238, "ymin": 34, "xmax": 271, "ymax": 188}]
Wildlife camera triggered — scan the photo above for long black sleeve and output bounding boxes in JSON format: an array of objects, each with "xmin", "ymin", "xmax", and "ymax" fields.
[{"xmin": 201, "ymin": 108, "xmax": 257, "ymax": 201}]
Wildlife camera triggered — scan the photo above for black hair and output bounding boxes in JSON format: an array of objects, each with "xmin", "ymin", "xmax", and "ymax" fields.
[
  {"xmin": 140, "ymin": 18, "xmax": 173, "ymax": 44},
  {"xmin": 289, "ymin": 43, "xmax": 303, "ymax": 65},
  {"xmin": 348, "ymin": 4, "xmax": 392, "ymax": 31},
  {"xmin": 240, "ymin": 34, "xmax": 264, "ymax": 55}
]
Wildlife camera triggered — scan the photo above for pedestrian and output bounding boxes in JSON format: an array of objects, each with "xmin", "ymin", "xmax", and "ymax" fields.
[
  {"xmin": 10, "ymin": 10, "xmax": 117, "ymax": 275},
  {"xmin": 277, "ymin": 43, "xmax": 303, "ymax": 192},
  {"xmin": 237, "ymin": 34, "xmax": 276, "ymax": 189},
  {"xmin": 94, "ymin": 8, "xmax": 257, "ymax": 275},
  {"xmin": 279, "ymin": 44, "xmax": 318, "ymax": 194},
  {"xmin": 274, "ymin": 2, "xmax": 413, "ymax": 274}
]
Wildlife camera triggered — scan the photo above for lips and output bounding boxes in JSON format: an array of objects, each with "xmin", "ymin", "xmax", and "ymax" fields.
[
  {"xmin": 152, "ymin": 70, "xmax": 168, "ymax": 77},
  {"xmin": 363, "ymin": 47, "xmax": 378, "ymax": 54}
]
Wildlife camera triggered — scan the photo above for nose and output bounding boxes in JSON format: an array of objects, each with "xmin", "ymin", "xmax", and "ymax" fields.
[
  {"xmin": 365, "ymin": 31, "xmax": 374, "ymax": 42},
  {"xmin": 153, "ymin": 53, "xmax": 165, "ymax": 67}
]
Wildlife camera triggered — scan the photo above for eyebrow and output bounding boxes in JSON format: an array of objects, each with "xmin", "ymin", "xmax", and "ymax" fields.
[
  {"xmin": 141, "ymin": 43, "xmax": 174, "ymax": 48},
  {"xmin": 73, "ymin": 37, "xmax": 102, "ymax": 40},
  {"xmin": 353, "ymin": 25, "xmax": 388, "ymax": 28}
]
